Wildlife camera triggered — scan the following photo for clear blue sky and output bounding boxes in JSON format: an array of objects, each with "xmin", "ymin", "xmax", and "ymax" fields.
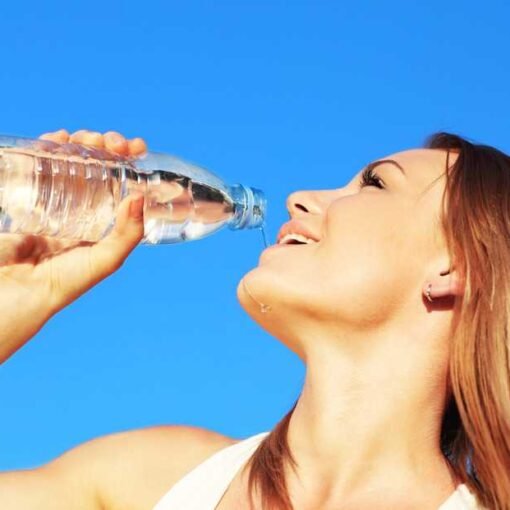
[{"xmin": 0, "ymin": 0, "xmax": 509, "ymax": 469}]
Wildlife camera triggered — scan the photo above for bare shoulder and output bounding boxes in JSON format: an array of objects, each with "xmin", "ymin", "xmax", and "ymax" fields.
[
  {"xmin": 0, "ymin": 424, "xmax": 235, "ymax": 510},
  {"xmin": 94, "ymin": 424, "xmax": 237, "ymax": 510}
]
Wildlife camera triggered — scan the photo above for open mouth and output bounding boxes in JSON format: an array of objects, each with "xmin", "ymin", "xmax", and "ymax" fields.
[
  {"xmin": 282, "ymin": 239, "xmax": 306, "ymax": 245},
  {"xmin": 278, "ymin": 233, "xmax": 317, "ymax": 246}
]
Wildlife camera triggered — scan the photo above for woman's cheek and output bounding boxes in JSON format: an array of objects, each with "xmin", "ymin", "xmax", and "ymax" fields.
[{"xmin": 314, "ymin": 231, "xmax": 410, "ymax": 325}]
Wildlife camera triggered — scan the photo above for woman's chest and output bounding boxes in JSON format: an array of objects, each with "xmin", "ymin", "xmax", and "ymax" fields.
[{"xmin": 214, "ymin": 469, "xmax": 256, "ymax": 510}]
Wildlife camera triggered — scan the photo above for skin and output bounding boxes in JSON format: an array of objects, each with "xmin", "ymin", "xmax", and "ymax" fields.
[
  {"xmin": 0, "ymin": 131, "xmax": 464, "ymax": 510},
  {"xmin": 232, "ymin": 148, "xmax": 464, "ymax": 509}
]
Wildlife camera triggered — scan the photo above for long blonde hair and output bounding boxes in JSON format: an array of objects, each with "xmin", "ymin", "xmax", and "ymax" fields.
[{"xmin": 243, "ymin": 133, "xmax": 510, "ymax": 509}]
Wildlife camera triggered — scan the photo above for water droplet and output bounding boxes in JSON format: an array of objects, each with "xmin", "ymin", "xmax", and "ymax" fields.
[
  {"xmin": 260, "ymin": 224, "xmax": 269, "ymax": 248},
  {"xmin": 242, "ymin": 277, "xmax": 272, "ymax": 314}
]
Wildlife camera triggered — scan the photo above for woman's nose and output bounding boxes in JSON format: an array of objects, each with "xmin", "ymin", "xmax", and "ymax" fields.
[
  {"xmin": 287, "ymin": 191, "xmax": 316, "ymax": 218},
  {"xmin": 287, "ymin": 191, "xmax": 334, "ymax": 218}
]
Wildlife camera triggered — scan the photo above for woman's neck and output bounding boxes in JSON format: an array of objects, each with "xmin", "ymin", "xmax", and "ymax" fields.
[{"xmin": 283, "ymin": 337, "xmax": 460, "ymax": 508}]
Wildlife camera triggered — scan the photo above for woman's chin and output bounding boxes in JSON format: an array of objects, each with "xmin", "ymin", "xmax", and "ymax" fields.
[
  {"xmin": 236, "ymin": 268, "xmax": 307, "ymax": 357},
  {"xmin": 237, "ymin": 268, "xmax": 274, "ymax": 316},
  {"xmin": 258, "ymin": 242, "xmax": 296, "ymax": 264}
]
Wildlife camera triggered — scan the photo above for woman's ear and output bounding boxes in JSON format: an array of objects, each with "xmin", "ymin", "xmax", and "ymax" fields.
[{"xmin": 423, "ymin": 266, "xmax": 465, "ymax": 300}]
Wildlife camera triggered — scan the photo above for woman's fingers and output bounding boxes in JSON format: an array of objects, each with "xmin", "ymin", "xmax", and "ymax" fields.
[
  {"xmin": 39, "ymin": 129, "xmax": 70, "ymax": 143},
  {"xmin": 39, "ymin": 129, "xmax": 147, "ymax": 157},
  {"xmin": 68, "ymin": 130, "xmax": 85, "ymax": 143},
  {"xmin": 69, "ymin": 129, "xmax": 104, "ymax": 149},
  {"xmin": 81, "ymin": 131, "xmax": 105, "ymax": 149},
  {"xmin": 128, "ymin": 137, "xmax": 147, "ymax": 157},
  {"xmin": 104, "ymin": 131, "xmax": 129, "ymax": 157},
  {"xmin": 37, "ymin": 193, "xmax": 145, "ymax": 315},
  {"xmin": 88, "ymin": 193, "xmax": 145, "ymax": 282}
]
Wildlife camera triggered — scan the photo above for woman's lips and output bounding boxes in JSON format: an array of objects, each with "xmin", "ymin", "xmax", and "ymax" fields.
[
  {"xmin": 264, "ymin": 242, "xmax": 299, "ymax": 251},
  {"xmin": 259, "ymin": 242, "xmax": 307, "ymax": 262},
  {"xmin": 276, "ymin": 220, "xmax": 321, "ymax": 244}
]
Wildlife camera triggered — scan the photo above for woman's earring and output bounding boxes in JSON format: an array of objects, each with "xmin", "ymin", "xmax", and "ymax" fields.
[{"xmin": 425, "ymin": 283, "xmax": 434, "ymax": 303}]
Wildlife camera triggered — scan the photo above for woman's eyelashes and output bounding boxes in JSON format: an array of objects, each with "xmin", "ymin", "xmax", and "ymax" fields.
[{"xmin": 359, "ymin": 167, "xmax": 385, "ymax": 189}]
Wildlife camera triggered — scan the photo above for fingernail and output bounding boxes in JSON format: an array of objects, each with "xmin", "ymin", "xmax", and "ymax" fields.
[
  {"xmin": 129, "ymin": 194, "xmax": 144, "ymax": 220},
  {"xmin": 106, "ymin": 132, "xmax": 123, "ymax": 144}
]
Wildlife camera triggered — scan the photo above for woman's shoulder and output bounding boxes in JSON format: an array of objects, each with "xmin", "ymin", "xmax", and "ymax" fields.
[{"xmin": 81, "ymin": 424, "xmax": 238, "ymax": 510}]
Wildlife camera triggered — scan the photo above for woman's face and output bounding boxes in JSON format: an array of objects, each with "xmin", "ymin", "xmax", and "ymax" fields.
[{"xmin": 237, "ymin": 148, "xmax": 456, "ymax": 355}]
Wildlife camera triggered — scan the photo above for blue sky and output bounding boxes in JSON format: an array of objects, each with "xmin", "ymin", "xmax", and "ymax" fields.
[{"xmin": 0, "ymin": 0, "xmax": 509, "ymax": 469}]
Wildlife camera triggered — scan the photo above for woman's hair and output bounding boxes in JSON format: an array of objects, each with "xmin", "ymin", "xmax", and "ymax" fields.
[{"xmin": 242, "ymin": 133, "xmax": 510, "ymax": 510}]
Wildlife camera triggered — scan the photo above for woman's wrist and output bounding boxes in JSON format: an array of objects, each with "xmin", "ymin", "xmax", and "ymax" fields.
[{"xmin": 0, "ymin": 288, "xmax": 54, "ymax": 364}]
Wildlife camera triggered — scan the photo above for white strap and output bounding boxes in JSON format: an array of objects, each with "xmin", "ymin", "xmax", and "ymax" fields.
[
  {"xmin": 152, "ymin": 431, "xmax": 269, "ymax": 510},
  {"xmin": 152, "ymin": 431, "xmax": 485, "ymax": 510},
  {"xmin": 437, "ymin": 484, "xmax": 486, "ymax": 510}
]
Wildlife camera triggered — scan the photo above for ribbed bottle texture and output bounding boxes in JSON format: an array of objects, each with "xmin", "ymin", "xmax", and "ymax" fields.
[{"xmin": 0, "ymin": 136, "xmax": 266, "ymax": 245}]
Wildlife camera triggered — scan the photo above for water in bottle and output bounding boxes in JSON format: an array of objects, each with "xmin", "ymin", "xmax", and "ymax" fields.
[{"xmin": 0, "ymin": 135, "xmax": 267, "ymax": 245}]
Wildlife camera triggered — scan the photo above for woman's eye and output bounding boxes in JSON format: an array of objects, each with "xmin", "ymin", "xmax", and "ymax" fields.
[{"xmin": 359, "ymin": 167, "xmax": 384, "ymax": 189}]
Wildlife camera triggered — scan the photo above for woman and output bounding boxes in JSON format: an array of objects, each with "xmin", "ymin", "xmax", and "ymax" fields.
[{"xmin": 0, "ymin": 129, "xmax": 507, "ymax": 509}]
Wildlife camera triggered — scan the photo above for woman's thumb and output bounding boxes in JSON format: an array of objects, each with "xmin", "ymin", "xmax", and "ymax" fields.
[{"xmin": 89, "ymin": 193, "xmax": 145, "ymax": 279}]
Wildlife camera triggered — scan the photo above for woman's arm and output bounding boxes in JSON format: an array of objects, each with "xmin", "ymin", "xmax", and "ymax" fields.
[
  {"xmin": 0, "ymin": 425, "xmax": 235, "ymax": 510},
  {"xmin": 0, "ymin": 130, "xmax": 236, "ymax": 509},
  {"xmin": 0, "ymin": 129, "xmax": 147, "ymax": 363}
]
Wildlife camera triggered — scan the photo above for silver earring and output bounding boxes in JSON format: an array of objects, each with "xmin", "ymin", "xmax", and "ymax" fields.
[{"xmin": 425, "ymin": 283, "xmax": 434, "ymax": 303}]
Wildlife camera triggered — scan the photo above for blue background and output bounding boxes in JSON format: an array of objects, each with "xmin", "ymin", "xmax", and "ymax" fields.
[{"xmin": 0, "ymin": 0, "xmax": 509, "ymax": 469}]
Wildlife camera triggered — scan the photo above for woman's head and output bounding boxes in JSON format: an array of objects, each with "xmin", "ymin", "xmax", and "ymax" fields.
[
  {"xmin": 238, "ymin": 141, "xmax": 462, "ymax": 359},
  {"xmin": 239, "ymin": 133, "xmax": 510, "ymax": 509}
]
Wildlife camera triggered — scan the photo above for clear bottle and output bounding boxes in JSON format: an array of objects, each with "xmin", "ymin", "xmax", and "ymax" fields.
[{"xmin": 0, "ymin": 135, "xmax": 266, "ymax": 244}]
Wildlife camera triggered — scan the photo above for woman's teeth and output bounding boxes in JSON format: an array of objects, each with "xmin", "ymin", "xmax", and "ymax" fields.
[{"xmin": 278, "ymin": 233, "xmax": 316, "ymax": 245}]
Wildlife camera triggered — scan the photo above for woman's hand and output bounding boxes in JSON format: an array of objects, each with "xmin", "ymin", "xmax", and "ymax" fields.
[{"xmin": 0, "ymin": 129, "xmax": 147, "ymax": 364}]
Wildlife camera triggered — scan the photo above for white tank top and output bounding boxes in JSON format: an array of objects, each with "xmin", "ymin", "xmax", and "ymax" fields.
[{"xmin": 151, "ymin": 431, "xmax": 484, "ymax": 510}]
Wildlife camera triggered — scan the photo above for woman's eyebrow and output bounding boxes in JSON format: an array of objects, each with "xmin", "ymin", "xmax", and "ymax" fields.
[{"xmin": 366, "ymin": 159, "xmax": 406, "ymax": 177}]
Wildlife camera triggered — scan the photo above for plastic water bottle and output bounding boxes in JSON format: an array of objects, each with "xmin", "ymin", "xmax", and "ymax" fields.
[{"xmin": 0, "ymin": 135, "xmax": 266, "ymax": 245}]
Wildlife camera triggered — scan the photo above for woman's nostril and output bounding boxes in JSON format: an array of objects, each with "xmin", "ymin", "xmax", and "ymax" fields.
[{"xmin": 286, "ymin": 191, "xmax": 316, "ymax": 216}]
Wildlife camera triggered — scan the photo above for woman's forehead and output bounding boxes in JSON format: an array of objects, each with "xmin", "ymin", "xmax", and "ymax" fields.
[{"xmin": 384, "ymin": 148, "xmax": 456, "ymax": 180}]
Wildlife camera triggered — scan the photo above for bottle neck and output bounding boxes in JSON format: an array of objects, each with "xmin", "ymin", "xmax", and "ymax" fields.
[{"xmin": 228, "ymin": 184, "xmax": 266, "ymax": 230}]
